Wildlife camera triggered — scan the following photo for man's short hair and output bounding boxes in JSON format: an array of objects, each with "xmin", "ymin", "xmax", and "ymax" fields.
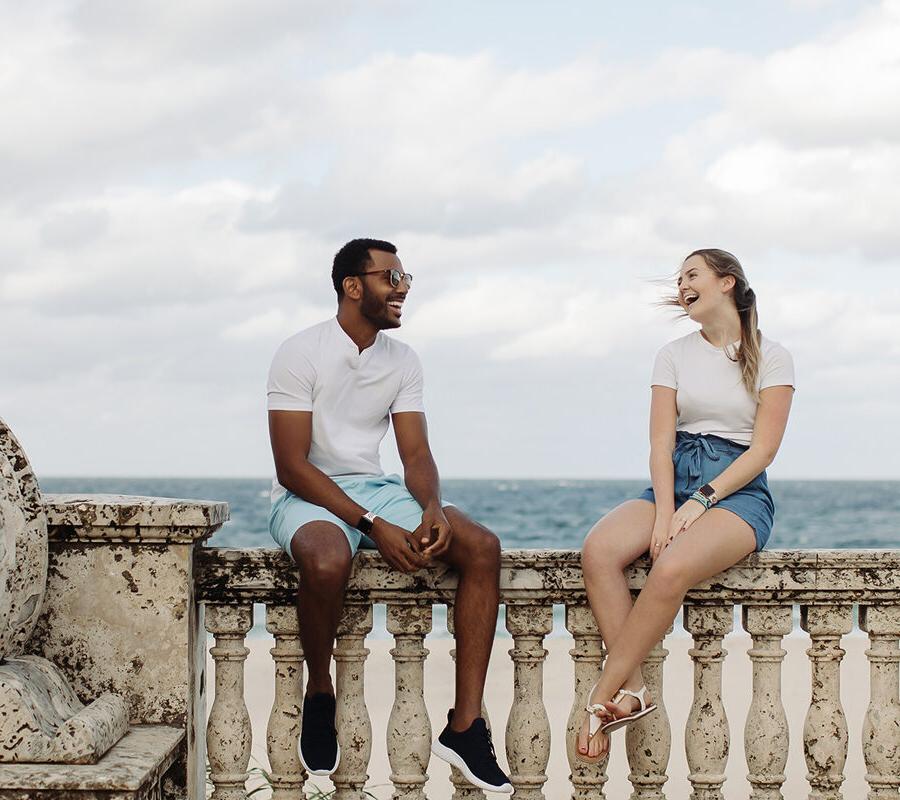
[{"xmin": 332, "ymin": 238, "xmax": 397, "ymax": 297}]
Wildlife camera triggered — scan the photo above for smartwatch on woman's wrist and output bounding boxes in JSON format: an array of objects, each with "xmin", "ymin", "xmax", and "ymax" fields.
[
  {"xmin": 690, "ymin": 483, "xmax": 718, "ymax": 510},
  {"xmin": 698, "ymin": 483, "xmax": 718, "ymax": 505}
]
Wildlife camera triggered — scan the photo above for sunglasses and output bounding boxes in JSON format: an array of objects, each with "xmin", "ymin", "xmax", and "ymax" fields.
[{"xmin": 353, "ymin": 268, "xmax": 413, "ymax": 289}]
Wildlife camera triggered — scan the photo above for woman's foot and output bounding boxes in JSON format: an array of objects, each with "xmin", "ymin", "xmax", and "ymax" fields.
[
  {"xmin": 602, "ymin": 687, "xmax": 653, "ymax": 720},
  {"xmin": 599, "ymin": 686, "xmax": 656, "ymax": 734},
  {"xmin": 576, "ymin": 683, "xmax": 614, "ymax": 762}
]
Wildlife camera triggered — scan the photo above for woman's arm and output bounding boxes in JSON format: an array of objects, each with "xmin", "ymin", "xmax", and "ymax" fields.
[
  {"xmin": 704, "ymin": 385, "xmax": 793, "ymax": 500},
  {"xmin": 648, "ymin": 386, "xmax": 677, "ymax": 562},
  {"xmin": 665, "ymin": 385, "xmax": 794, "ymax": 544}
]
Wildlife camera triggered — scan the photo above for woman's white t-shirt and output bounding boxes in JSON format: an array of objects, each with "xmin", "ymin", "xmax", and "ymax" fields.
[{"xmin": 650, "ymin": 331, "xmax": 795, "ymax": 446}]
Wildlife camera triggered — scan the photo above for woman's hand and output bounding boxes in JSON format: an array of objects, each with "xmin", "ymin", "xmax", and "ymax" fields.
[
  {"xmin": 663, "ymin": 499, "xmax": 707, "ymax": 552},
  {"xmin": 649, "ymin": 513, "xmax": 673, "ymax": 563}
]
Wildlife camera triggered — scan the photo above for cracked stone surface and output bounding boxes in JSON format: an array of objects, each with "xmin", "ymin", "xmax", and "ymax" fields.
[
  {"xmin": 0, "ymin": 724, "xmax": 182, "ymax": 794},
  {"xmin": 0, "ymin": 418, "xmax": 129, "ymax": 766},
  {"xmin": 0, "ymin": 417, "xmax": 47, "ymax": 659}
]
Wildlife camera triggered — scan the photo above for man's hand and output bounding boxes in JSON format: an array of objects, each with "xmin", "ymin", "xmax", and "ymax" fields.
[
  {"xmin": 370, "ymin": 517, "xmax": 428, "ymax": 574},
  {"xmin": 415, "ymin": 502, "xmax": 453, "ymax": 559}
]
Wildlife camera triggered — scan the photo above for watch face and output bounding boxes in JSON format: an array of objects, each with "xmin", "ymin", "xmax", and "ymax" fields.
[{"xmin": 700, "ymin": 484, "xmax": 715, "ymax": 499}]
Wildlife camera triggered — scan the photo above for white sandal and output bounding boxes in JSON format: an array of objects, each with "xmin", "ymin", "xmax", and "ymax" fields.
[
  {"xmin": 577, "ymin": 681, "xmax": 613, "ymax": 763},
  {"xmin": 599, "ymin": 686, "xmax": 657, "ymax": 734}
]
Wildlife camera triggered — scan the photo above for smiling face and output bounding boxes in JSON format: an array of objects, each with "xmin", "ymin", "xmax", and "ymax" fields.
[
  {"xmin": 677, "ymin": 253, "xmax": 736, "ymax": 322},
  {"xmin": 355, "ymin": 249, "xmax": 409, "ymax": 330}
]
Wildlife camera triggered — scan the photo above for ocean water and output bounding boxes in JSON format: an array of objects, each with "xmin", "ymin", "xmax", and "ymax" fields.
[{"xmin": 42, "ymin": 478, "xmax": 900, "ymax": 638}]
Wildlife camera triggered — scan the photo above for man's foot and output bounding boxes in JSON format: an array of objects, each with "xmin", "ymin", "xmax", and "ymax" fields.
[
  {"xmin": 299, "ymin": 692, "xmax": 341, "ymax": 776},
  {"xmin": 431, "ymin": 710, "xmax": 513, "ymax": 794}
]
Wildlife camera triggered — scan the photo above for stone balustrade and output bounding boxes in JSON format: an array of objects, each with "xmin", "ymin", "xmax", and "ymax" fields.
[
  {"xmin": 10, "ymin": 493, "xmax": 899, "ymax": 799},
  {"xmin": 195, "ymin": 547, "xmax": 900, "ymax": 800}
]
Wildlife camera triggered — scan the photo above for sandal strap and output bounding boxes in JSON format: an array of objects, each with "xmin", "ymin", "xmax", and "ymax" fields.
[{"xmin": 612, "ymin": 686, "xmax": 648, "ymax": 711}]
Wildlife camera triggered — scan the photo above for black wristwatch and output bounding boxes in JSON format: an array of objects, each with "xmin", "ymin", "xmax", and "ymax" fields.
[
  {"xmin": 356, "ymin": 510, "xmax": 377, "ymax": 535},
  {"xmin": 697, "ymin": 483, "xmax": 718, "ymax": 505}
]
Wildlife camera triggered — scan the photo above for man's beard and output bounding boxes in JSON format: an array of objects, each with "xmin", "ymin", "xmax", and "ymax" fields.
[{"xmin": 360, "ymin": 289, "xmax": 399, "ymax": 329}]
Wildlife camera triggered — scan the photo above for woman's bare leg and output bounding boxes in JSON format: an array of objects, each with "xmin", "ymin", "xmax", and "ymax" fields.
[
  {"xmin": 587, "ymin": 508, "xmax": 756, "ymax": 756},
  {"xmin": 577, "ymin": 499, "xmax": 656, "ymax": 758}
]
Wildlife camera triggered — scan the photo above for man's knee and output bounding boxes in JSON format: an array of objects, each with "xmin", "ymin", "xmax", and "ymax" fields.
[
  {"xmin": 455, "ymin": 518, "xmax": 502, "ymax": 570},
  {"xmin": 292, "ymin": 522, "xmax": 352, "ymax": 587}
]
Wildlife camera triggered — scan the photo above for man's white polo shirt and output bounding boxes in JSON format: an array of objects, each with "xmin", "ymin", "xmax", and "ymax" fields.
[{"xmin": 267, "ymin": 317, "xmax": 425, "ymax": 502}]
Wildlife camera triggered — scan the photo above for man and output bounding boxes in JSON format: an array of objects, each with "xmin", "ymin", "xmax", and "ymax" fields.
[{"xmin": 267, "ymin": 238, "xmax": 512, "ymax": 794}]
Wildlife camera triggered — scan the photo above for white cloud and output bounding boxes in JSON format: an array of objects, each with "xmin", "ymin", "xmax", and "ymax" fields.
[{"xmin": 3, "ymin": 1, "xmax": 900, "ymax": 478}]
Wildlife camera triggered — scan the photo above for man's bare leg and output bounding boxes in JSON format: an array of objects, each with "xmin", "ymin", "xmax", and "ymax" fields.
[
  {"xmin": 290, "ymin": 521, "xmax": 353, "ymax": 695},
  {"xmin": 438, "ymin": 507, "xmax": 502, "ymax": 730}
]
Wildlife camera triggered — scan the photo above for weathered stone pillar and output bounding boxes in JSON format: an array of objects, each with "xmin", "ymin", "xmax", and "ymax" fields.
[
  {"xmin": 447, "ymin": 606, "xmax": 487, "ymax": 800},
  {"xmin": 265, "ymin": 604, "xmax": 306, "ymax": 800},
  {"xmin": 743, "ymin": 605, "xmax": 792, "ymax": 800},
  {"xmin": 206, "ymin": 603, "xmax": 253, "ymax": 800},
  {"xmin": 505, "ymin": 603, "xmax": 552, "ymax": 800},
  {"xmin": 626, "ymin": 630, "xmax": 672, "ymax": 800},
  {"xmin": 386, "ymin": 603, "xmax": 432, "ymax": 800},
  {"xmin": 685, "ymin": 604, "xmax": 733, "ymax": 800},
  {"xmin": 333, "ymin": 602, "xmax": 373, "ymax": 800},
  {"xmin": 565, "ymin": 603, "xmax": 608, "ymax": 800},
  {"xmin": 859, "ymin": 604, "xmax": 900, "ymax": 800},
  {"xmin": 801, "ymin": 604, "xmax": 852, "ymax": 800},
  {"xmin": 29, "ymin": 494, "xmax": 227, "ymax": 800}
]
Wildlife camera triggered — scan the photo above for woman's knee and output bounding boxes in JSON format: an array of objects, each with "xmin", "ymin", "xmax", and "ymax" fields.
[
  {"xmin": 645, "ymin": 555, "xmax": 693, "ymax": 599},
  {"xmin": 582, "ymin": 524, "xmax": 630, "ymax": 574}
]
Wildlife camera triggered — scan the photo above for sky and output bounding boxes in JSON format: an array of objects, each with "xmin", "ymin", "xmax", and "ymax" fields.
[{"xmin": 2, "ymin": 0, "xmax": 899, "ymax": 480}]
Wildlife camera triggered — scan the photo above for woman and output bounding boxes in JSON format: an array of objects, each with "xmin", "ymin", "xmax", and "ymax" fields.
[{"xmin": 576, "ymin": 248, "xmax": 795, "ymax": 762}]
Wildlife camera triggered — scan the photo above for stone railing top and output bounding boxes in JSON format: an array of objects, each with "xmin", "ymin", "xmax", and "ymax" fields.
[
  {"xmin": 43, "ymin": 494, "xmax": 229, "ymax": 543},
  {"xmin": 195, "ymin": 546, "xmax": 900, "ymax": 605}
]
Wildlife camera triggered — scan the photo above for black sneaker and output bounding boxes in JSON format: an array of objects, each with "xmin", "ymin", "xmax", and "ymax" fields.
[
  {"xmin": 298, "ymin": 692, "xmax": 341, "ymax": 776},
  {"xmin": 431, "ymin": 709, "xmax": 513, "ymax": 794}
]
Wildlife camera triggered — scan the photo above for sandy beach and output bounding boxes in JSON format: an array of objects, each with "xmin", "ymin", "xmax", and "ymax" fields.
[{"xmin": 212, "ymin": 628, "xmax": 871, "ymax": 799}]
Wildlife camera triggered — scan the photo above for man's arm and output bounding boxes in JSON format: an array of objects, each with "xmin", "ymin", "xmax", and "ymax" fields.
[
  {"xmin": 392, "ymin": 411, "xmax": 452, "ymax": 557},
  {"xmin": 268, "ymin": 410, "xmax": 425, "ymax": 571}
]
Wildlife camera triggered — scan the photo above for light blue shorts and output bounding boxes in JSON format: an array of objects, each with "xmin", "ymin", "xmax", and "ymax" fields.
[
  {"xmin": 637, "ymin": 431, "xmax": 775, "ymax": 551},
  {"xmin": 268, "ymin": 473, "xmax": 455, "ymax": 562}
]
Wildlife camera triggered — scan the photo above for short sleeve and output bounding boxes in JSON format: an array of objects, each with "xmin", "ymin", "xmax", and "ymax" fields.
[
  {"xmin": 759, "ymin": 343, "xmax": 795, "ymax": 391},
  {"xmin": 650, "ymin": 345, "xmax": 677, "ymax": 389},
  {"xmin": 390, "ymin": 349, "xmax": 425, "ymax": 414},
  {"xmin": 267, "ymin": 340, "xmax": 315, "ymax": 411}
]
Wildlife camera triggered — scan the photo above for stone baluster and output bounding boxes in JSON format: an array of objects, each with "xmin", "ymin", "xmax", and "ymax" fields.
[
  {"xmin": 265, "ymin": 604, "xmax": 306, "ymax": 800},
  {"xmin": 625, "ymin": 628, "xmax": 672, "ymax": 800},
  {"xmin": 743, "ymin": 605, "xmax": 792, "ymax": 800},
  {"xmin": 447, "ymin": 606, "xmax": 487, "ymax": 800},
  {"xmin": 505, "ymin": 603, "xmax": 553, "ymax": 799},
  {"xmin": 333, "ymin": 603, "xmax": 374, "ymax": 800},
  {"xmin": 206, "ymin": 603, "xmax": 253, "ymax": 800},
  {"xmin": 859, "ymin": 605, "xmax": 900, "ymax": 800},
  {"xmin": 565, "ymin": 603, "xmax": 609, "ymax": 800},
  {"xmin": 801, "ymin": 605, "xmax": 852, "ymax": 800},
  {"xmin": 386, "ymin": 603, "xmax": 433, "ymax": 800},
  {"xmin": 684, "ymin": 604, "xmax": 733, "ymax": 800}
]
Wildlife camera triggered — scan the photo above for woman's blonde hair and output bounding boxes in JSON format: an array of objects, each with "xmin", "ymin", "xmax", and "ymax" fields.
[{"xmin": 663, "ymin": 248, "xmax": 762, "ymax": 396}]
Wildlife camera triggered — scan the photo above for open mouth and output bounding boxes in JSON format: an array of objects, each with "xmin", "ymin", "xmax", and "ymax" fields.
[
  {"xmin": 387, "ymin": 299, "xmax": 404, "ymax": 316},
  {"xmin": 682, "ymin": 291, "xmax": 699, "ymax": 308}
]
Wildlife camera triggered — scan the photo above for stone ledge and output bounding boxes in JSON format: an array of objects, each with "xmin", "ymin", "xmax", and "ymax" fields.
[
  {"xmin": 43, "ymin": 494, "xmax": 229, "ymax": 543},
  {"xmin": 195, "ymin": 547, "xmax": 900, "ymax": 605},
  {"xmin": 0, "ymin": 725, "xmax": 182, "ymax": 798}
]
